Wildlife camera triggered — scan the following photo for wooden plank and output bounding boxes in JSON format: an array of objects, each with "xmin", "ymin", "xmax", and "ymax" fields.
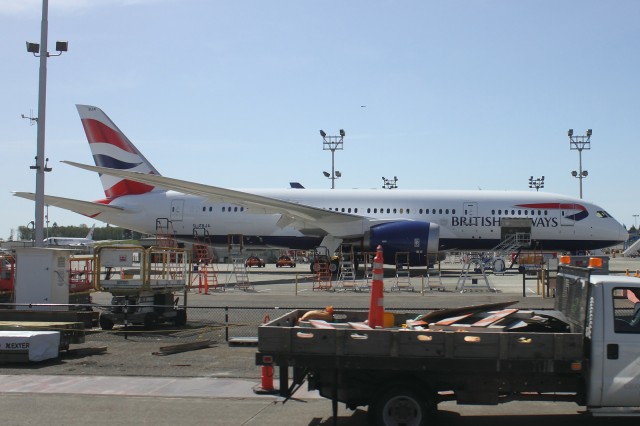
[
  {"xmin": 434, "ymin": 313, "xmax": 474, "ymax": 326},
  {"xmin": 348, "ymin": 322, "xmax": 372, "ymax": 330},
  {"xmin": 417, "ymin": 301, "xmax": 519, "ymax": 323},
  {"xmin": 309, "ymin": 320, "xmax": 336, "ymax": 329},
  {"xmin": 472, "ymin": 309, "xmax": 519, "ymax": 327},
  {"xmin": 153, "ymin": 340, "xmax": 215, "ymax": 355}
]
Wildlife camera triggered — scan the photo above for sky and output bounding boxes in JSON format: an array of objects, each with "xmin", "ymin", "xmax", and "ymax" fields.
[{"xmin": 1, "ymin": 0, "xmax": 640, "ymax": 240}]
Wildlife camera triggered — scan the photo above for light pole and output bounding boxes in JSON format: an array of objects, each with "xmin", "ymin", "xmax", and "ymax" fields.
[
  {"xmin": 634, "ymin": 214, "xmax": 639, "ymax": 230},
  {"xmin": 568, "ymin": 129, "xmax": 591, "ymax": 199},
  {"xmin": 382, "ymin": 176, "xmax": 398, "ymax": 189},
  {"xmin": 25, "ymin": 0, "xmax": 68, "ymax": 247},
  {"xmin": 320, "ymin": 129, "xmax": 345, "ymax": 189},
  {"xmin": 528, "ymin": 176, "xmax": 544, "ymax": 192}
]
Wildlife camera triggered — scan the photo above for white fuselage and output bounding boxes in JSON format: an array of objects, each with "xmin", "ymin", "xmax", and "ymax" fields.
[{"xmin": 95, "ymin": 188, "xmax": 626, "ymax": 252}]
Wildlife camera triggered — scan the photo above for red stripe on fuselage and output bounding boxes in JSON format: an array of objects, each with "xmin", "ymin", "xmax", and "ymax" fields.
[
  {"xmin": 516, "ymin": 203, "xmax": 586, "ymax": 211},
  {"xmin": 81, "ymin": 118, "xmax": 137, "ymax": 154}
]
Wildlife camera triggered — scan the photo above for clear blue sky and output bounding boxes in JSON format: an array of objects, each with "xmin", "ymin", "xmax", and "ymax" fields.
[{"xmin": 2, "ymin": 0, "xmax": 639, "ymax": 240}]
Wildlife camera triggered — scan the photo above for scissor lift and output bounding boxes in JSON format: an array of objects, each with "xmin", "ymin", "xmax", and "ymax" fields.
[
  {"xmin": 0, "ymin": 253, "xmax": 15, "ymax": 303},
  {"xmin": 69, "ymin": 255, "xmax": 96, "ymax": 307},
  {"xmin": 95, "ymin": 245, "xmax": 189, "ymax": 330}
]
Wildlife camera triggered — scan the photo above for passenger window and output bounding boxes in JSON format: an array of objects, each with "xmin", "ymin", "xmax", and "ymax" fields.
[{"xmin": 613, "ymin": 288, "xmax": 640, "ymax": 333}]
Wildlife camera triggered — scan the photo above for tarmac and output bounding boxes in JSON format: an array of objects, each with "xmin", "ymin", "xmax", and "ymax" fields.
[{"xmin": 1, "ymin": 256, "xmax": 639, "ymax": 425}]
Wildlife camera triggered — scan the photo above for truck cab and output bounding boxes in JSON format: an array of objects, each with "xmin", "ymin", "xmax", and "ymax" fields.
[{"xmin": 584, "ymin": 272, "xmax": 640, "ymax": 414}]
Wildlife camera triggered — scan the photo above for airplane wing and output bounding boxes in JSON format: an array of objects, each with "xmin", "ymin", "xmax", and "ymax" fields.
[
  {"xmin": 13, "ymin": 192, "xmax": 126, "ymax": 219},
  {"xmin": 61, "ymin": 161, "xmax": 391, "ymax": 237}
]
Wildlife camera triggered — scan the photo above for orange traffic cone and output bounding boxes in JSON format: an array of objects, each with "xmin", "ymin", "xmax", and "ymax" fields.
[
  {"xmin": 368, "ymin": 245, "xmax": 385, "ymax": 328},
  {"xmin": 254, "ymin": 315, "xmax": 278, "ymax": 395}
]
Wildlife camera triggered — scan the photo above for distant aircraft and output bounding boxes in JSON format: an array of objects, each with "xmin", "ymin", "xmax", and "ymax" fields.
[
  {"xmin": 43, "ymin": 224, "xmax": 96, "ymax": 247},
  {"xmin": 13, "ymin": 105, "xmax": 628, "ymax": 266}
]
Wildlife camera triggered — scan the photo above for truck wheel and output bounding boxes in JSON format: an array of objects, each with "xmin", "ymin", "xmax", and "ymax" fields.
[
  {"xmin": 175, "ymin": 309, "xmax": 187, "ymax": 326},
  {"xmin": 99, "ymin": 315, "xmax": 114, "ymax": 330},
  {"xmin": 144, "ymin": 313, "xmax": 158, "ymax": 329},
  {"xmin": 372, "ymin": 386, "xmax": 431, "ymax": 426}
]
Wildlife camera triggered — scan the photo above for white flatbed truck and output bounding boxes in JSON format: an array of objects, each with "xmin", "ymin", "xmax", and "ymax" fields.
[{"xmin": 256, "ymin": 256, "xmax": 640, "ymax": 425}]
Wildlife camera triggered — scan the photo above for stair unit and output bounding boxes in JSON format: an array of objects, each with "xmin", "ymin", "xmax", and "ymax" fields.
[
  {"xmin": 391, "ymin": 252, "xmax": 414, "ymax": 292},
  {"xmin": 227, "ymin": 235, "xmax": 252, "ymax": 291},
  {"xmin": 312, "ymin": 246, "xmax": 333, "ymax": 291},
  {"xmin": 335, "ymin": 244, "xmax": 358, "ymax": 292},
  {"xmin": 192, "ymin": 228, "xmax": 220, "ymax": 292},
  {"xmin": 155, "ymin": 218, "xmax": 177, "ymax": 248}
]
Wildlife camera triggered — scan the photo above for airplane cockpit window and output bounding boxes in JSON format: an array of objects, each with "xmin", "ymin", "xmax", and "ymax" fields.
[
  {"xmin": 596, "ymin": 211, "xmax": 611, "ymax": 218},
  {"xmin": 613, "ymin": 287, "xmax": 640, "ymax": 333}
]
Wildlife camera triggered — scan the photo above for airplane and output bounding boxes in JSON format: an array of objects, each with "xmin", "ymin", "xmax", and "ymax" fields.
[
  {"xmin": 13, "ymin": 105, "xmax": 628, "ymax": 268},
  {"xmin": 43, "ymin": 224, "xmax": 96, "ymax": 247}
]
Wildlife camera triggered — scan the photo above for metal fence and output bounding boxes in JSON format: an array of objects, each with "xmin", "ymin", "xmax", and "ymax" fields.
[{"xmin": 0, "ymin": 303, "xmax": 424, "ymax": 345}]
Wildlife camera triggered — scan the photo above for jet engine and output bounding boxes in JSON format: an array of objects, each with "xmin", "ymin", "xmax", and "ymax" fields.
[{"xmin": 365, "ymin": 221, "xmax": 440, "ymax": 266}]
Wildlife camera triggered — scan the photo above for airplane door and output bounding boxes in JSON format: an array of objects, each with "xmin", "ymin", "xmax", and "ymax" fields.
[
  {"xmin": 463, "ymin": 202, "xmax": 477, "ymax": 217},
  {"xmin": 461, "ymin": 202, "xmax": 479, "ymax": 237},
  {"xmin": 561, "ymin": 203, "xmax": 576, "ymax": 227},
  {"xmin": 596, "ymin": 286, "xmax": 640, "ymax": 407},
  {"xmin": 170, "ymin": 199, "xmax": 184, "ymax": 222}
]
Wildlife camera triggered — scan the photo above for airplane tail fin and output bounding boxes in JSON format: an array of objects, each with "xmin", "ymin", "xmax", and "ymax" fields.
[
  {"xmin": 85, "ymin": 224, "xmax": 96, "ymax": 240},
  {"xmin": 76, "ymin": 104, "xmax": 162, "ymax": 200}
]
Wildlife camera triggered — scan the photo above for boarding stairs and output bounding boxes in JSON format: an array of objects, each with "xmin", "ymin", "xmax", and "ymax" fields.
[{"xmin": 494, "ymin": 232, "xmax": 531, "ymax": 270}]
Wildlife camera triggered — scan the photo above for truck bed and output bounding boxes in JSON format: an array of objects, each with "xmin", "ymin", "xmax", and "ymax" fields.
[{"xmin": 258, "ymin": 308, "xmax": 584, "ymax": 368}]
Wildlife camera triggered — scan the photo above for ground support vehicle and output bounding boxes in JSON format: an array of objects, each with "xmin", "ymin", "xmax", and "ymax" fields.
[
  {"xmin": 256, "ymin": 256, "xmax": 640, "ymax": 425},
  {"xmin": 95, "ymin": 245, "xmax": 189, "ymax": 330}
]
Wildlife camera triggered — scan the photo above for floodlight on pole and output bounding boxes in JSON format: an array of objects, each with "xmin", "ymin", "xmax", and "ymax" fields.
[
  {"xmin": 25, "ymin": 0, "xmax": 68, "ymax": 247},
  {"xmin": 320, "ymin": 129, "xmax": 345, "ymax": 189},
  {"xmin": 382, "ymin": 176, "xmax": 398, "ymax": 189},
  {"xmin": 528, "ymin": 175, "xmax": 544, "ymax": 192},
  {"xmin": 568, "ymin": 128, "xmax": 591, "ymax": 199}
]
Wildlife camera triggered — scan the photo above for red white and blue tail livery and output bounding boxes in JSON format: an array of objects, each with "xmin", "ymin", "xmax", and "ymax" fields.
[{"xmin": 77, "ymin": 104, "xmax": 160, "ymax": 200}]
